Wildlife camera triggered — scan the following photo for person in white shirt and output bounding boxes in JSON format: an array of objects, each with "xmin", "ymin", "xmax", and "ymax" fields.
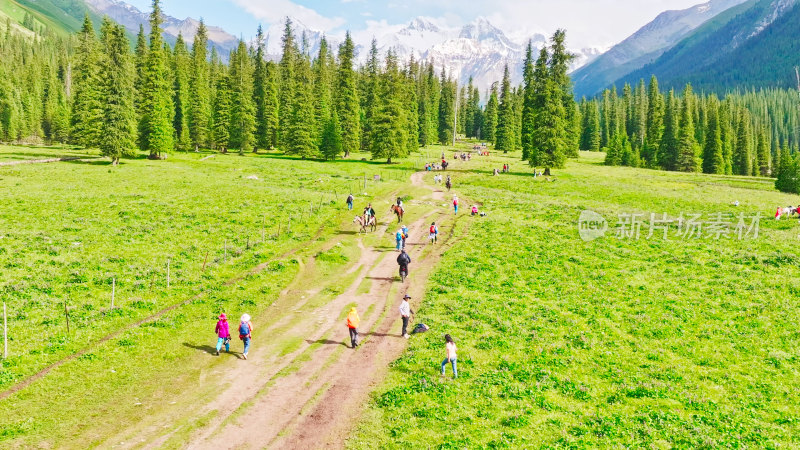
[
  {"xmin": 399, "ymin": 295, "xmax": 413, "ymax": 338},
  {"xmin": 441, "ymin": 334, "xmax": 457, "ymax": 378}
]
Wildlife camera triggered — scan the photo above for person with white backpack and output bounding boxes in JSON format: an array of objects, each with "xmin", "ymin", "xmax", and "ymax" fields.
[{"xmin": 238, "ymin": 314, "xmax": 253, "ymax": 360}]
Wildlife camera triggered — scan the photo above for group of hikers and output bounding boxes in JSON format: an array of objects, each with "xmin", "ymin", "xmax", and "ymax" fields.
[
  {"xmin": 212, "ymin": 165, "xmax": 466, "ymax": 381},
  {"xmin": 345, "ymin": 296, "xmax": 457, "ymax": 377},
  {"xmin": 774, "ymin": 205, "xmax": 800, "ymax": 220},
  {"xmin": 212, "ymin": 297, "xmax": 457, "ymax": 378},
  {"xmin": 213, "ymin": 313, "xmax": 253, "ymax": 359}
]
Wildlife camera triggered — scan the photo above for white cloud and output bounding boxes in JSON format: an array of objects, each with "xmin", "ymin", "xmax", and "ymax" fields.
[{"xmin": 231, "ymin": 0, "xmax": 345, "ymax": 32}]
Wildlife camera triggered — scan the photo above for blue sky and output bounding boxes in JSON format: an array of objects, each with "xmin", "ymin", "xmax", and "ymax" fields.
[{"xmin": 125, "ymin": 0, "xmax": 705, "ymax": 48}]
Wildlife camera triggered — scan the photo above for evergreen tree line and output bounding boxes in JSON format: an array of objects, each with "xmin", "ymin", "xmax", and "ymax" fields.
[
  {"xmin": 473, "ymin": 30, "xmax": 580, "ymax": 175},
  {"xmin": 578, "ymin": 76, "xmax": 800, "ymax": 189},
  {"xmin": 0, "ymin": 1, "xmax": 499, "ymax": 163}
]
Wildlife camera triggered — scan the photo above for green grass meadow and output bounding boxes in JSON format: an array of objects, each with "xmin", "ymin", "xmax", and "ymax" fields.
[
  {"xmin": 1, "ymin": 145, "xmax": 799, "ymax": 447},
  {"xmin": 0, "ymin": 146, "xmax": 419, "ymax": 446},
  {"xmin": 351, "ymin": 151, "xmax": 800, "ymax": 448}
]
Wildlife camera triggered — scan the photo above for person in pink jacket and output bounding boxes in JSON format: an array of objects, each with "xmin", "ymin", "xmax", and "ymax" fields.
[{"xmin": 214, "ymin": 313, "xmax": 231, "ymax": 356}]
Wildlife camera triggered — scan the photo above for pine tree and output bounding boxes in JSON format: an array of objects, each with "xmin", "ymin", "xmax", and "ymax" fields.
[
  {"xmin": 425, "ymin": 63, "xmax": 440, "ymax": 146},
  {"xmin": 417, "ymin": 67, "xmax": 431, "ymax": 147},
  {"xmin": 702, "ymin": 95, "xmax": 724, "ymax": 174},
  {"xmin": 99, "ymin": 20, "xmax": 137, "ymax": 164},
  {"xmin": 659, "ymin": 90, "xmax": 679, "ymax": 171},
  {"xmin": 676, "ymin": 85, "xmax": 699, "ymax": 172},
  {"xmin": 188, "ymin": 20, "xmax": 210, "ymax": 150},
  {"xmin": 371, "ymin": 50, "xmax": 407, "ymax": 163},
  {"xmin": 335, "ymin": 32, "xmax": 360, "ymax": 156},
  {"xmin": 287, "ymin": 47, "xmax": 316, "ymax": 158},
  {"xmin": 521, "ymin": 42, "xmax": 536, "ymax": 160},
  {"xmin": 320, "ymin": 109, "xmax": 343, "ymax": 160},
  {"xmin": 733, "ymin": 109, "xmax": 752, "ymax": 176},
  {"xmin": 263, "ymin": 61, "xmax": 279, "ymax": 149},
  {"xmin": 404, "ymin": 62, "xmax": 419, "ymax": 154},
  {"xmin": 211, "ymin": 72, "xmax": 230, "ymax": 151},
  {"xmin": 719, "ymin": 100, "xmax": 734, "ymax": 174},
  {"xmin": 134, "ymin": 24, "xmax": 148, "ymax": 148},
  {"xmin": 228, "ymin": 40, "xmax": 255, "ymax": 153},
  {"xmin": 756, "ymin": 128, "xmax": 770, "ymax": 176},
  {"xmin": 361, "ymin": 39, "xmax": 380, "ymax": 151},
  {"xmin": 253, "ymin": 25, "xmax": 270, "ymax": 151},
  {"xmin": 278, "ymin": 19, "xmax": 296, "ymax": 150},
  {"xmin": 139, "ymin": 0, "xmax": 174, "ymax": 158},
  {"xmin": 579, "ymin": 99, "xmax": 601, "ymax": 151},
  {"xmin": 70, "ymin": 15, "xmax": 103, "ymax": 148},
  {"xmin": 172, "ymin": 33, "xmax": 191, "ymax": 151},
  {"xmin": 528, "ymin": 47, "xmax": 566, "ymax": 174},
  {"xmin": 312, "ymin": 37, "xmax": 332, "ymax": 148},
  {"xmin": 484, "ymin": 83, "xmax": 498, "ymax": 145},
  {"xmin": 495, "ymin": 65, "xmax": 514, "ymax": 152},
  {"xmin": 550, "ymin": 30, "xmax": 579, "ymax": 157},
  {"xmin": 643, "ymin": 76, "xmax": 664, "ymax": 166},
  {"xmin": 775, "ymin": 148, "xmax": 799, "ymax": 193},
  {"xmin": 437, "ymin": 69, "xmax": 455, "ymax": 146}
]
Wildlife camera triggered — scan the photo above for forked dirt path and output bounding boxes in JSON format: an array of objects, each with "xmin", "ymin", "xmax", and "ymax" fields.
[{"xmin": 104, "ymin": 171, "xmax": 468, "ymax": 449}]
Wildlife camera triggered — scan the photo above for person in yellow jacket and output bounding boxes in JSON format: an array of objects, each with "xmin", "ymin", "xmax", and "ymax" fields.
[{"xmin": 347, "ymin": 307, "xmax": 360, "ymax": 348}]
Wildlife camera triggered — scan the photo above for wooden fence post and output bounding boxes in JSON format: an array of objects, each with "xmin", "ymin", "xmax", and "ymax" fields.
[
  {"xmin": 64, "ymin": 300, "xmax": 69, "ymax": 335},
  {"xmin": 3, "ymin": 302, "xmax": 7, "ymax": 359}
]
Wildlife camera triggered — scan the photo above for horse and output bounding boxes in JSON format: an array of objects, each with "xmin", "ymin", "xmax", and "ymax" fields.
[
  {"xmin": 390, "ymin": 205, "xmax": 404, "ymax": 223},
  {"xmin": 353, "ymin": 215, "xmax": 376, "ymax": 233}
]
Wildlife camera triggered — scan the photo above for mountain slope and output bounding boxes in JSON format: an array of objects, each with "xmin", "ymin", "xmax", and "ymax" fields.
[
  {"xmin": 572, "ymin": 0, "xmax": 748, "ymax": 97},
  {"xmin": 616, "ymin": 0, "xmax": 800, "ymax": 93},
  {"xmin": 0, "ymin": 0, "xmax": 103, "ymax": 36},
  {"xmin": 83, "ymin": 0, "xmax": 238, "ymax": 55}
]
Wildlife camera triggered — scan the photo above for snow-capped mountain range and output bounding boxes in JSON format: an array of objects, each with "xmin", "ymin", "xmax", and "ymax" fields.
[
  {"xmin": 268, "ymin": 17, "xmax": 604, "ymax": 94},
  {"xmin": 84, "ymin": 0, "xmax": 239, "ymax": 54},
  {"xmin": 83, "ymin": 0, "xmax": 602, "ymax": 95}
]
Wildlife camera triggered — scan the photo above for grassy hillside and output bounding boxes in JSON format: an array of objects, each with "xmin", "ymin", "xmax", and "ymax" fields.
[
  {"xmin": 0, "ymin": 0, "xmax": 103, "ymax": 36},
  {"xmin": 351, "ymin": 150, "xmax": 800, "ymax": 447},
  {"xmin": 617, "ymin": 0, "xmax": 800, "ymax": 93}
]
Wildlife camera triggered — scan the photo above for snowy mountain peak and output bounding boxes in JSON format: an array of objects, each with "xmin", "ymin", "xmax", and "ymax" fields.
[
  {"xmin": 404, "ymin": 17, "xmax": 441, "ymax": 34},
  {"xmin": 459, "ymin": 17, "xmax": 511, "ymax": 45}
]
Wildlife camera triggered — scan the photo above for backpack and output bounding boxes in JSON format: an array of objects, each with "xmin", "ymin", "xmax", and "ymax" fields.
[
  {"xmin": 430, "ymin": 225, "xmax": 436, "ymax": 233},
  {"xmin": 239, "ymin": 322, "xmax": 250, "ymax": 337},
  {"xmin": 411, "ymin": 323, "xmax": 429, "ymax": 334}
]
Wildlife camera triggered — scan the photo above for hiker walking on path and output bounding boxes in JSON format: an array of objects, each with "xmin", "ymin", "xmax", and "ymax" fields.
[
  {"xmin": 441, "ymin": 334, "xmax": 458, "ymax": 378},
  {"xmin": 214, "ymin": 313, "xmax": 231, "ymax": 356},
  {"xmin": 395, "ymin": 228, "xmax": 404, "ymax": 251},
  {"xmin": 446, "ymin": 175, "xmax": 452, "ymax": 191},
  {"xmin": 346, "ymin": 194, "xmax": 354, "ymax": 210},
  {"xmin": 397, "ymin": 248, "xmax": 411, "ymax": 281},
  {"xmin": 347, "ymin": 307, "xmax": 360, "ymax": 348},
  {"xmin": 399, "ymin": 295, "xmax": 414, "ymax": 338},
  {"xmin": 453, "ymin": 195, "xmax": 459, "ymax": 215},
  {"xmin": 428, "ymin": 222, "xmax": 438, "ymax": 244},
  {"xmin": 239, "ymin": 314, "xmax": 253, "ymax": 360},
  {"xmin": 401, "ymin": 224, "xmax": 409, "ymax": 249}
]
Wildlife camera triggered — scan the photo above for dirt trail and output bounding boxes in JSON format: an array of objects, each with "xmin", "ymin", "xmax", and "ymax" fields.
[
  {"xmin": 103, "ymin": 170, "xmax": 465, "ymax": 449},
  {"xmin": 0, "ymin": 156, "xmax": 98, "ymax": 166}
]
